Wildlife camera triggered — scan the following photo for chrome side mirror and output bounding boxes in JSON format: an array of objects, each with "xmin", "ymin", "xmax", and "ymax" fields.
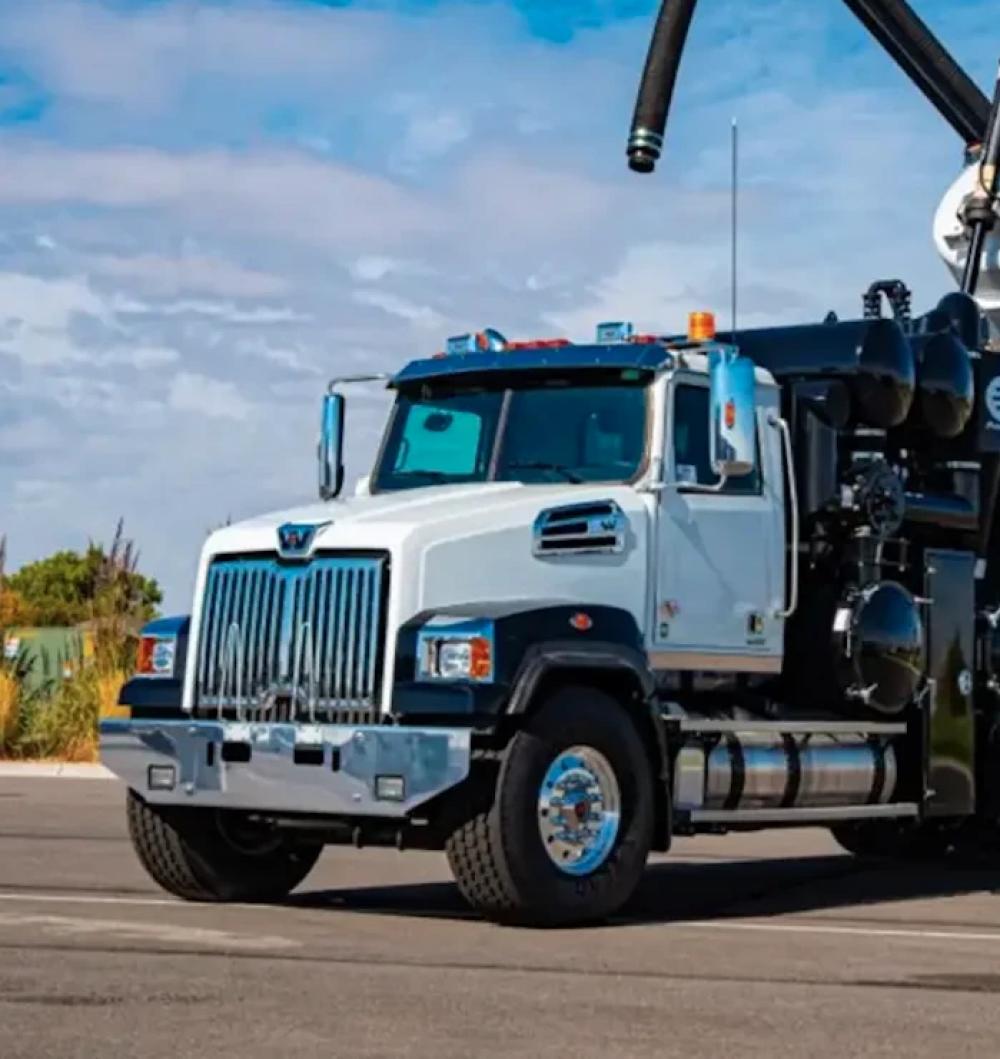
[
  {"xmin": 709, "ymin": 348, "xmax": 756, "ymax": 478},
  {"xmin": 319, "ymin": 392, "xmax": 346, "ymax": 500}
]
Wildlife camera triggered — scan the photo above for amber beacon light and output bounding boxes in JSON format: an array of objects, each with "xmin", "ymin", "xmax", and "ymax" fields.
[{"xmin": 687, "ymin": 311, "xmax": 716, "ymax": 342}]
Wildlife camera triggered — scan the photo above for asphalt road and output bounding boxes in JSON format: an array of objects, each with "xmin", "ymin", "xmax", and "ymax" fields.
[{"xmin": 1, "ymin": 778, "xmax": 1000, "ymax": 1058}]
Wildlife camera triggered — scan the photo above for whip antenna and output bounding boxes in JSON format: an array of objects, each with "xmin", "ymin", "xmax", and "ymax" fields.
[{"xmin": 731, "ymin": 117, "xmax": 739, "ymax": 344}]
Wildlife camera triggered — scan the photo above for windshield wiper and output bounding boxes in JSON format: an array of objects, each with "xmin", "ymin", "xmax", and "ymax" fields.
[{"xmin": 506, "ymin": 461, "xmax": 583, "ymax": 484}]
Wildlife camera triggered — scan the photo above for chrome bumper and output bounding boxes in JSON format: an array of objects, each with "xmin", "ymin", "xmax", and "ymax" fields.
[{"xmin": 99, "ymin": 719, "xmax": 471, "ymax": 817}]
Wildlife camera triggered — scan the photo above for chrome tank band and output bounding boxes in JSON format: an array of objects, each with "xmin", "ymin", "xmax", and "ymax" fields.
[
  {"xmin": 100, "ymin": 719, "xmax": 470, "ymax": 818},
  {"xmin": 701, "ymin": 733, "xmax": 896, "ymax": 811}
]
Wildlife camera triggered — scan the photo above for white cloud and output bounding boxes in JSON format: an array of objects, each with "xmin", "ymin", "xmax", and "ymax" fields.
[
  {"xmin": 350, "ymin": 256, "xmax": 425, "ymax": 283},
  {"xmin": 0, "ymin": 272, "xmax": 115, "ymax": 365},
  {"xmin": 122, "ymin": 298, "xmax": 309, "ymax": 325},
  {"xmin": 0, "ymin": 143, "xmax": 444, "ymax": 252},
  {"xmin": 168, "ymin": 372, "xmax": 253, "ymax": 420},
  {"xmin": 0, "ymin": 0, "xmax": 384, "ymax": 113},
  {"xmin": 352, "ymin": 289, "xmax": 445, "ymax": 329},
  {"xmin": 89, "ymin": 253, "xmax": 289, "ymax": 299}
]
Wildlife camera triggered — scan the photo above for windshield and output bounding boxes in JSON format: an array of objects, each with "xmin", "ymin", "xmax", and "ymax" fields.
[{"xmin": 373, "ymin": 375, "xmax": 649, "ymax": 491}]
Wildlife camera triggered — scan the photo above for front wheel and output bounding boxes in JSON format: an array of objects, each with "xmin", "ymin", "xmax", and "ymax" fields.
[
  {"xmin": 446, "ymin": 685, "xmax": 655, "ymax": 926},
  {"xmin": 127, "ymin": 791, "xmax": 321, "ymax": 902}
]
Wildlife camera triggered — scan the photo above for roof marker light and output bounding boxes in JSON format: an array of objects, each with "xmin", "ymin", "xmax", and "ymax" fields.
[
  {"xmin": 444, "ymin": 328, "xmax": 508, "ymax": 356},
  {"xmin": 596, "ymin": 321, "xmax": 634, "ymax": 344},
  {"xmin": 445, "ymin": 333, "xmax": 475, "ymax": 355},
  {"xmin": 688, "ymin": 311, "xmax": 716, "ymax": 342},
  {"xmin": 504, "ymin": 338, "xmax": 571, "ymax": 351}
]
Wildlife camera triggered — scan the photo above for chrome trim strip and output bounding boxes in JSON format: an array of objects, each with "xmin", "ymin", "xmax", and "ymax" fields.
[
  {"xmin": 688, "ymin": 804, "xmax": 919, "ymax": 824},
  {"xmin": 672, "ymin": 719, "xmax": 907, "ymax": 736},
  {"xmin": 649, "ymin": 650, "xmax": 782, "ymax": 674},
  {"xmin": 100, "ymin": 719, "xmax": 470, "ymax": 818}
]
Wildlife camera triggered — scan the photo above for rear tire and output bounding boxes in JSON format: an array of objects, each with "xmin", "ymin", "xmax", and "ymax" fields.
[
  {"xmin": 126, "ymin": 790, "xmax": 321, "ymax": 902},
  {"xmin": 831, "ymin": 820, "xmax": 955, "ymax": 861},
  {"xmin": 446, "ymin": 685, "xmax": 655, "ymax": 926}
]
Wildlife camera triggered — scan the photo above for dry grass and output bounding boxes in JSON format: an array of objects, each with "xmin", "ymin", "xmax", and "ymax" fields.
[
  {"xmin": 0, "ymin": 670, "xmax": 18, "ymax": 752},
  {"xmin": 1, "ymin": 522, "xmax": 143, "ymax": 762}
]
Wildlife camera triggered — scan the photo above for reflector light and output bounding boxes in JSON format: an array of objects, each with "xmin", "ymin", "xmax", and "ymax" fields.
[
  {"xmin": 504, "ymin": 338, "xmax": 571, "ymax": 351},
  {"xmin": 596, "ymin": 321, "xmax": 634, "ymax": 344},
  {"xmin": 136, "ymin": 635, "xmax": 176, "ymax": 678},
  {"xmin": 148, "ymin": 765, "xmax": 176, "ymax": 791},
  {"xmin": 688, "ymin": 311, "xmax": 716, "ymax": 342},
  {"xmin": 375, "ymin": 775, "xmax": 405, "ymax": 802},
  {"xmin": 569, "ymin": 612, "xmax": 594, "ymax": 632},
  {"xmin": 629, "ymin": 334, "xmax": 660, "ymax": 344}
]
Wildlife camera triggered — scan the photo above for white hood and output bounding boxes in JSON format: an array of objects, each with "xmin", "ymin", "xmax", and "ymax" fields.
[{"xmin": 185, "ymin": 482, "xmax": 653, "ymax": 711}]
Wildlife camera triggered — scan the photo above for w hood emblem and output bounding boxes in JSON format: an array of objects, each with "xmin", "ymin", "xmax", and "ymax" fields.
[{"xmin": 277, "ymin": 521, "xmax": 331, "ymax": 559}]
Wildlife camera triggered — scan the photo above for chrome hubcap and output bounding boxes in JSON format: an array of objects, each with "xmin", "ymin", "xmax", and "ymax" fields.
[{"xmin": 537, "ymin": 746, "xmax": 621, "ymax": 876}]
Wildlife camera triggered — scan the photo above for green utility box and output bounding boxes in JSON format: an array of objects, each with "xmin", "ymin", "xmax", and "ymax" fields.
[{"xmin": 2, "ymin": 628, "xmax": 91, "ymax": 696}]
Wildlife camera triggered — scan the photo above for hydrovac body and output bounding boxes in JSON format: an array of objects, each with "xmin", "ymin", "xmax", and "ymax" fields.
[{"xmin": 668, "ymin": 284, "xmax": 1000, "ymax": 830}]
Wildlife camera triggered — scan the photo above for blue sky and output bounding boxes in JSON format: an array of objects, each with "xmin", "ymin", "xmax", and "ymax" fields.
[{"xmin": 0, "ymin": 0, "xmax": 995, "ymax": 608}]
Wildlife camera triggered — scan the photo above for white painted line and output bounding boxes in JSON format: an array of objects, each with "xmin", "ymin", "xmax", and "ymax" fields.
[
  {"xmin": 0, "ymin": 911, "xmax": 299, "ymax": 950},
  {"xmin": 677, "ymin": 919, "xmax": 1000, "ymax": 945},
  {"xmin": 1, "ymin": 892, "xmax": 1000, "ymax": 947},
  {"xmin": 0, "ymin": 892, "xmax": 183, "ymax": 909},
  {"xmin": 0, "ymin": 763, "xmax": 114, "ymax": 780}
]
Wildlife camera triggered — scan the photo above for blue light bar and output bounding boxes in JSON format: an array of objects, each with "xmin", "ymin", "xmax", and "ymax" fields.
[
  {"xmin": 445, "ymin": 333, "xmax": 478, "ymax": 356},
  {"xmin": 596, "ymin": 321, "xmax": 634, "ymax": 344},
  {"xmin": 444, "ymin": 328, "xmax": 508, "ymax": 356}
]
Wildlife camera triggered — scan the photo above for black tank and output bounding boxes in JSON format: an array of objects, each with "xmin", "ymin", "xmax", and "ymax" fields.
[
  {"xmin": 733, "ymin": 318, "xmax": 915, "ymax": 429},
  {"xmin": 833, "ymin": 581, "xmax": 925, "ymax": 717}
]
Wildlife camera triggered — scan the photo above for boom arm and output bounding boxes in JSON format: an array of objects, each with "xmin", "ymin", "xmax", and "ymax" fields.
[
  {"xmin": 627, "ymin": 0, "xmax": 991, "ymax": 174},
  {"xmin": 840, "ymin": 1, "xmax": 989, "ymax": 146}
]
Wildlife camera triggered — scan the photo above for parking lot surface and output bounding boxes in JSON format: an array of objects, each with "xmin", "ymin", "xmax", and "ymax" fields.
[{"xmin": 1, "ymin": 777, "xmax": 999, "ymax": 1057}]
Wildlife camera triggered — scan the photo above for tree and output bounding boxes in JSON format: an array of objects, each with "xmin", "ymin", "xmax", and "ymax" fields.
[
  {"xmin": 0, "ymin": 535, "xmax": 33, "ymax": 628},
  {"xmin": 5, "ymin": 522, "xmax": 162, "ymax": 628}
]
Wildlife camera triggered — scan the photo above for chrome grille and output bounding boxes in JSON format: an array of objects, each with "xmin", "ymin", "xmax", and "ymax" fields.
[{"xmin": 194, "ymin": 554, "xmax": 387, "ymax": 723}]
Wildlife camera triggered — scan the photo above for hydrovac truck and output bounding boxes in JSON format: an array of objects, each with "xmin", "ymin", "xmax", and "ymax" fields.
[{"xmin": 101, "ymin": 0, "xmax": 1000, "ymax": 925}]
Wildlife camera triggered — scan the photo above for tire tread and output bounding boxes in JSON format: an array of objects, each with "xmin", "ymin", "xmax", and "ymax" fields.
[{"xmin": 126, "ymin": 791, "xmax": 319, "ymax": 902}]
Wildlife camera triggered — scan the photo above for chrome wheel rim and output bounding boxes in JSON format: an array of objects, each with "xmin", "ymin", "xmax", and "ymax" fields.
[{"xmin": 537, "ymin": 745, "xmax": 621, "ymax": 876}]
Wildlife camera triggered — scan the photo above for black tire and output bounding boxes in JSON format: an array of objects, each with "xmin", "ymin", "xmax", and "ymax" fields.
[
  {"xmin": 831, "ymin": 820, "xmax": 955, "ymax": 861},
  {"xmin": 127, "ymin": 790, "xmax": 321, "ymax": 902},
  {"xmin": 446, "ymin": 685, "xmax": 655, "ymax": 927}
]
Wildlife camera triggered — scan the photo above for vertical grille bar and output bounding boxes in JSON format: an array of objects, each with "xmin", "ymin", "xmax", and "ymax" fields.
[{"xmin": 194, "ymin": 554, "xmax": 387, "ymax": 722}]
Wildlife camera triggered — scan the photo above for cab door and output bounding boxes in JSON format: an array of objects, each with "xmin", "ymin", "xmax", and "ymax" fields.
[{"xmin": 652, "ymin": 374, "xmax": 785, "ymax": 671}]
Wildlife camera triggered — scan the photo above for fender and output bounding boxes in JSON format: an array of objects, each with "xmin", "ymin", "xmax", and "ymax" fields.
[
  {"xmin": 393, "ymin": 601, "xmax": 661, "ymax": 754},
  {"xmin": 119, "ymin": 616, "xmax": 190, "ymax": 717}
]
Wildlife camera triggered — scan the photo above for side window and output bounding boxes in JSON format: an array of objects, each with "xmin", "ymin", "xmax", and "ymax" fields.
[
  {"xmin": 672, "ymin": 384, "xmax": 761, "ymax": 495},
  {"xmin": 393, "ymin": 404, "xmax": 485, "ymax": 475}
]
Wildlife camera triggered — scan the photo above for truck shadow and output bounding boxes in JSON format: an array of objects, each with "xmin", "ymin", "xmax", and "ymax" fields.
[{"xmin": 288, "ymin": 853, "xmax": 1000, "ymax": 926}]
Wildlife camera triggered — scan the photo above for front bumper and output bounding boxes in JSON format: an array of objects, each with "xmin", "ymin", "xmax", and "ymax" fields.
[{"xmin": 99, "ymin": 718, "xmax": 471, "ymax": 817}]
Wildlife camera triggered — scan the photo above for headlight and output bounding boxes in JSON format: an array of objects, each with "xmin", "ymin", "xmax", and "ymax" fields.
[
  {"xmin": 135, "ymin": 634, "xmax": 177, "ymax": 679},
  {"xmin": 416, "ymin": 620, "xmax": 494, "ymax": 683}
]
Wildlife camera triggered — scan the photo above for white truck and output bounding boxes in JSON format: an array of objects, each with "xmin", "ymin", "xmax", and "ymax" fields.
[
  {"xmin": 103, "ymin": 0, "xmax": 1000, "ymax": 927},
  {"xmin": 102, "ymin": 301, "xmax": 1000, "ymax": 925}
]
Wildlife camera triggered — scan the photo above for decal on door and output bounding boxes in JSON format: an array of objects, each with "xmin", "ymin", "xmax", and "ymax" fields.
[{"xmin": 659, "ymin": 600, "xmax": 680, "ymax": 640}]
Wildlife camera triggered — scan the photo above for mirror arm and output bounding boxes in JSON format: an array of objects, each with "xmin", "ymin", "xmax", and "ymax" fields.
[
  {"xmin": 327, "ymin": 373, "xmax": 391, "ymax": 395},
  {"xmin": 769, "ymin": 412, "xmax": 799, "ymax": 619},
  {"xmin": 651, "ymin": 474, "xmax": 730, "ymax": 494}
]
